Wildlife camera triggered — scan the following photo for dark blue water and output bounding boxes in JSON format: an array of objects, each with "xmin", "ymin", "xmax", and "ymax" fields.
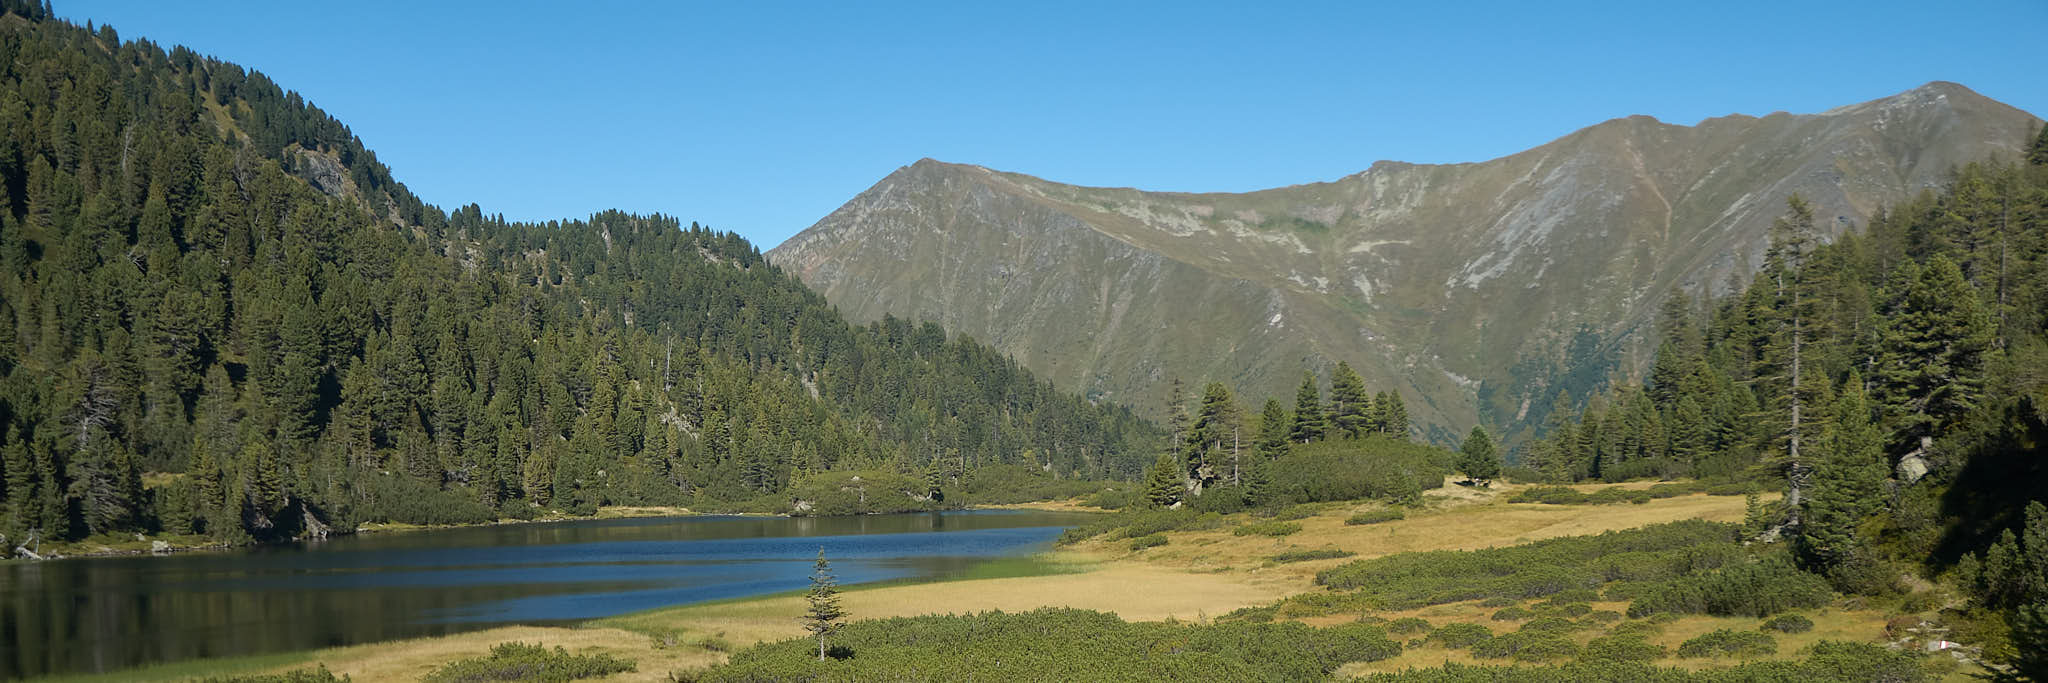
[{"xmin": 0, "ymin": 510, "xmax": 1096, "ymax": 679}]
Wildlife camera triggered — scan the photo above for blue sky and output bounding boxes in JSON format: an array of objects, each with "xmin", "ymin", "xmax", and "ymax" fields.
[{"xmin": 62, "ymin": 1, "xmax": 2047, "ymax": 249}]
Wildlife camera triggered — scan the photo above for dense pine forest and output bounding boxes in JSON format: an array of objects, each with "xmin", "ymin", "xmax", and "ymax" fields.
[
  {"xmin": 0, "ymin": 1, "xmax": 1159, "ymax": 548},
  {"xmin": 1527, "ymin": 131, "xmax": 2048, "ymax": 671}
]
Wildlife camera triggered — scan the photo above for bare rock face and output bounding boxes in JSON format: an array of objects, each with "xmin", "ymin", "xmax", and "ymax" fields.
[{"xmin": 770, "ymin": 82, "xmax": 2040, "ymax": 444}]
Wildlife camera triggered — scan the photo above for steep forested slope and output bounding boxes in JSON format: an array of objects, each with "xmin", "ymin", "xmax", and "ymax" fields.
[
  {"xmin": 0, "ymin": 1, "xmax": 1156, "ymax": 547},
  {"xmin": 1531, "ymin": 137, "xmax": 2048, "ymax": 673}
]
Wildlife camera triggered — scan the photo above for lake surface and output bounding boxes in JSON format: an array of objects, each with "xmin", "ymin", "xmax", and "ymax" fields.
[{"xmin": 0, "ymin": 509, "xmax": 1097, "ymax": 679}]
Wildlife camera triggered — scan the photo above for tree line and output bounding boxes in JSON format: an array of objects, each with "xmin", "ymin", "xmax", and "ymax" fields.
[
  {"xmin": 0, "ymin": 4, "xmax": 1159, "ymax": 548},
  {"xmin": 1529, "ymin": 127, "xmax": 2048, "ymax": 674},
  {"xmin": 1139, "ymin": 363, "xmax": 1437, "ymax": 509}
]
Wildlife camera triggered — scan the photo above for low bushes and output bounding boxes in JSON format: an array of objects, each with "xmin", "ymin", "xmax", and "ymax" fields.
[
  {"xmin": 1579, "ymin": 634, "xmax": 1666, "ymax": 663},
  {"xmin": 697, "ymin": 608, "xmax": 1400, "ymax": 681},
  {"xmin": 783, "ymin": 470, "xmax": 944, "ymax": 516},
  {"xmin": 1490, "ymin": 606, "xmax": 1533, "ymax": 621},
  {"xmin": 955, "ymin": 464, "xmax": 1116, "ymax": 505},
  {"xmin": 423, "ymin": 642, "xmax": 635, "ymax": 683},
  {"xmin": 1127, "ymin": 534, "xmax": 1167, "ymax": 551},
  {"xmin": 1264, "ymin": 438, "xmax": 1452, "ymax": 505},
  {"xmin": 1314, "ymin": 520, "xmax": 1740, "ymax": 608},
  {"xmin": 1234, "ymin": 520, "xmax": 1302, "ymax": 537},
  {"xmin": 1356, "ymin": 641, "xmax": 1925, "ymax": 681},
  {"xmin": 1759, "ymin": 613, "xmax": 1814, "ymax": 633},
  {"xmin": 1625, "ymin": 556, "xmax": 1832, "ymax": 618},
  {"xmin": 1511, "ymin": 485, "xmax": 1653, "ymax": 505},
  {"xmin": 1056, "ymin": 508, "xmax": 1225, "ymax": 545},
  {"xmin": 1385, "ymin": 617, "xmax": 1432, "ymax": 635},
  {"xmin": 1509, "ymin": 486, "xmax": 1589, "ymax": 505},
  {"xmin": 200, "ymin": 667, "xmax": 348, "ymax": 683},
  {"xmin": 1346, "ymin": 508, "xmax": 1405, "ymax": 525},
  {"xmin": 1426, "ymin": 622, "xmax": 1493, "ymax": 649},
  {"xmin": 1470, "ymin": 631, "xmax": 1579, "ymax": 662},
  {"xmin": 1270, "ymin": 548, "xmax": 1355, "ymax": 563},
  {"xmin": 1675, "ymin": 629, "xmax": 1777, "ymax": 658},
  {"xmin": 1270, "ymin": 503, "xmax": 1326, "ymax": 521}
]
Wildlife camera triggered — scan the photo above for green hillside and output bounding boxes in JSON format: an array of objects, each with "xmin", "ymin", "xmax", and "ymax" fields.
[{"xmin": 0, "ymin": 1, "xmax": 1158, "ymax": 548}]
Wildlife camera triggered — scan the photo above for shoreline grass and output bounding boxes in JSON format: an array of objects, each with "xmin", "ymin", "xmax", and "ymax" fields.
[{"xmin": 40, "ymin": 481, "xmax": 1935, "ymax": 683}]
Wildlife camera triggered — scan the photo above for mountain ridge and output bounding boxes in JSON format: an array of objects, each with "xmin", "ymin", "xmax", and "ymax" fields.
[{"xmin": 770, "ymin": 81, "xmax": 2041, "ymax": 445}]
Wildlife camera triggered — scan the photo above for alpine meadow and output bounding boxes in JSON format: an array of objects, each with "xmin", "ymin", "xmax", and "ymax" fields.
[{"xmin": 2, "ymin": 1, "xmax": 2046, "ymax": 682}]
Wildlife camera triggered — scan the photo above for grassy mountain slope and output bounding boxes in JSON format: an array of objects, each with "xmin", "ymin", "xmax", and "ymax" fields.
[{"xmin": 770, "ymin": 83, "xmax": 2041, "ymax": 444}]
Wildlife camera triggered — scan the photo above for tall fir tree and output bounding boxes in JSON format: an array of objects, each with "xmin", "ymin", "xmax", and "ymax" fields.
[
  {"xmin": 804, "ymin": 547, "xmax": 846, "ymax": 662},
  {"xmin": 1327, "ymin": 362, "xmax": 1370, "ymax": 438},
  {"xmin": 1289, "ymin": 371, "xmax": 1326, "ymax": 444},
  {"xmin": 1255, "ymin": 398, "xmax": 1290, "ymax": 461}
]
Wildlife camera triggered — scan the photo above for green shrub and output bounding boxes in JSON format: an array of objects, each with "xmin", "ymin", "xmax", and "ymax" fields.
[
  {"xmin": 1234, "ymin": 520, "xmax": 1303, "ymax": 537},
  {"xmin": 1386, "ymin": 617, "xmax": 1432, "ymax": 635},
  {"xmin": 423, "ymin": 642, "xmax": 635, "ymax": 683},
  {"xmin": 1056, "ymin": 508, "xmax": 1225, "ymax": 545},
  {"xmin": 1759, "ymin": 613, "xmax": 1814, "ymax": 633},
  {"xmin": 1627, "ymin": 555, "xmax": 1832, "ymax": 618},
  {"xmin": 1270, "ymin": 548, "xmax": 1355, "ymax": 563},
  {"xmin": 1272, "ymin": 503, "xmax": 1325, "ymax": 521},
  {"xmin": 1314, "ymin": 520, "xmax": 1738, "ymax": 608},
  {"xmin": 1470, "ymin": 631, "xmax": 1579, "ymax": 662},
  {"xmin": 1509, "ymin": 486, "xmax": 1590, "ymax": 505},
  {"xmin": 1128, "ymin": 533, "xmax": 1167, "ymax": 551},
  {"xmin": 1646, "ymin": 482, "xmax": 1701, "ymax": 499},
  {"xmin": 698, "ymin": 608, "xmax": 1399, "ymax": 681},
  {"xmin": 784, "ymin": 470, "xmax": 943, "ymax": 516},
  {"xmin": 1518, "ymin": 616, "xmax": 1589, "ymax": 634},
  {"xmin": 1426, "ymin": 622, "xmax": 1493, "ymax": 649},
  {"xmin": 1347, "ymin": 508, "xmax": 1406, "ymax": 525},
  {"xmin": 1188, "ymin": 488, "xmax": 1253, "ymax": 514},
  {"xmin": 1355, "ymin": 641, "xmax": 1925, "ymax": 681},
  {"xmin": 957, "ymin": 464, "xmax": 1118, "ymax": 505},
  {"xmin": 1081, "ymin": 487, "xmax": 1142, "ymax": 510},
  {"xmin": 199, "ymin": 667, "xmax": 349, "ymax": 683},
  {"xmin": 1704, "ymin": 480, "xmax": 1760, "ymax": 496},
  {"xmin": 1584, "ymin": 610, "xmax": 1623, "ymax": 624},
  {"xmin": 1478, "ymin": 596, "xmax": 1518, "ymax": 607},
  {"xmin": 1540, "ymin": 588, "xmax": 1602, "ymax": 605},
  {"xmin": 1579, "ymin": 634, "xmax": 1666, "ymax": 663},
  {"xmin": 1491, "ymin": 606, "xmax": 1533, "ymax": 621},
  {"xmin": 1606, "ymin": 620, "xmax": 1663, "ymax": 638},
  {"xmin": 1676, "ymin": 629, "xmax": 1778, "ymax": 658},
  {"xmin": 1266, "ymin": 438, "xmax": 1452, "ymax": 505}
]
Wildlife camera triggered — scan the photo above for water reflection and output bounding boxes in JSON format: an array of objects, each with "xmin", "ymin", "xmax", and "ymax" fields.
[{"xmin": 0, "ymin": 510, "xmax": 1093, "ymax": 678}]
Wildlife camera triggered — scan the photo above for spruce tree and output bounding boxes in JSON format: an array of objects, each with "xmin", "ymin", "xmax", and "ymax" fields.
[
  {"xmin": 2029, "ymin": 122, "xmax": 2048, "ymax": 167},
  {"xmin": 804, "ymin": 547, "xmax": 846, "ymax": 661},
  {"xmin": 1255, "ymin": 398, "xmax": 1290, "ymax": 461},
  {"xmin": 1328, "ymin": 362, "xmax": 1370, "ymax": 438},
  {"xmin": 1797, "ymin": 374, "xmax": 1886, "ymax": 571},
  {"xmin": 1143, "ymin": 453, "xmax": 1182, "ymax": 508},
  {"xmin": 1184, "ymin": 382, "xmax": 1241, "ymax": 489},
  {"xmin": 1877, "ymin": 254, "xmax": 1994, "ymax": 465},
  {"xmin": 1289, "ymin": 371, "xmax": 1326, "ymax": 444},
  {"xmin": 1381, "ymin": 391, "xmax": 1409, "ymax": 440},
  {"xmin": 1456, "ymin": 426, "xmax": 1500, "ymax": 486}
]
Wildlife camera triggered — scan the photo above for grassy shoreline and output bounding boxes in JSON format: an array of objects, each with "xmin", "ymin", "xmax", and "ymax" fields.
[{"xmin": 41, "ymin": 480, "xmax": 1936, "ymax": 683}]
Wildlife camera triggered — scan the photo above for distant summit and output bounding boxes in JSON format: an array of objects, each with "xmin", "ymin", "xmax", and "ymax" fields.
[{"xmin": 770, "ymin": 83, "xmax": 2042, "ymax": 444}]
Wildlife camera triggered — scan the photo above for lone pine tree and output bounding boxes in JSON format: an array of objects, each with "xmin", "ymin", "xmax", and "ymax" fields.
[{"xmin": 805, "ymin": 547, "xmax": 846, "ymax": 662}]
